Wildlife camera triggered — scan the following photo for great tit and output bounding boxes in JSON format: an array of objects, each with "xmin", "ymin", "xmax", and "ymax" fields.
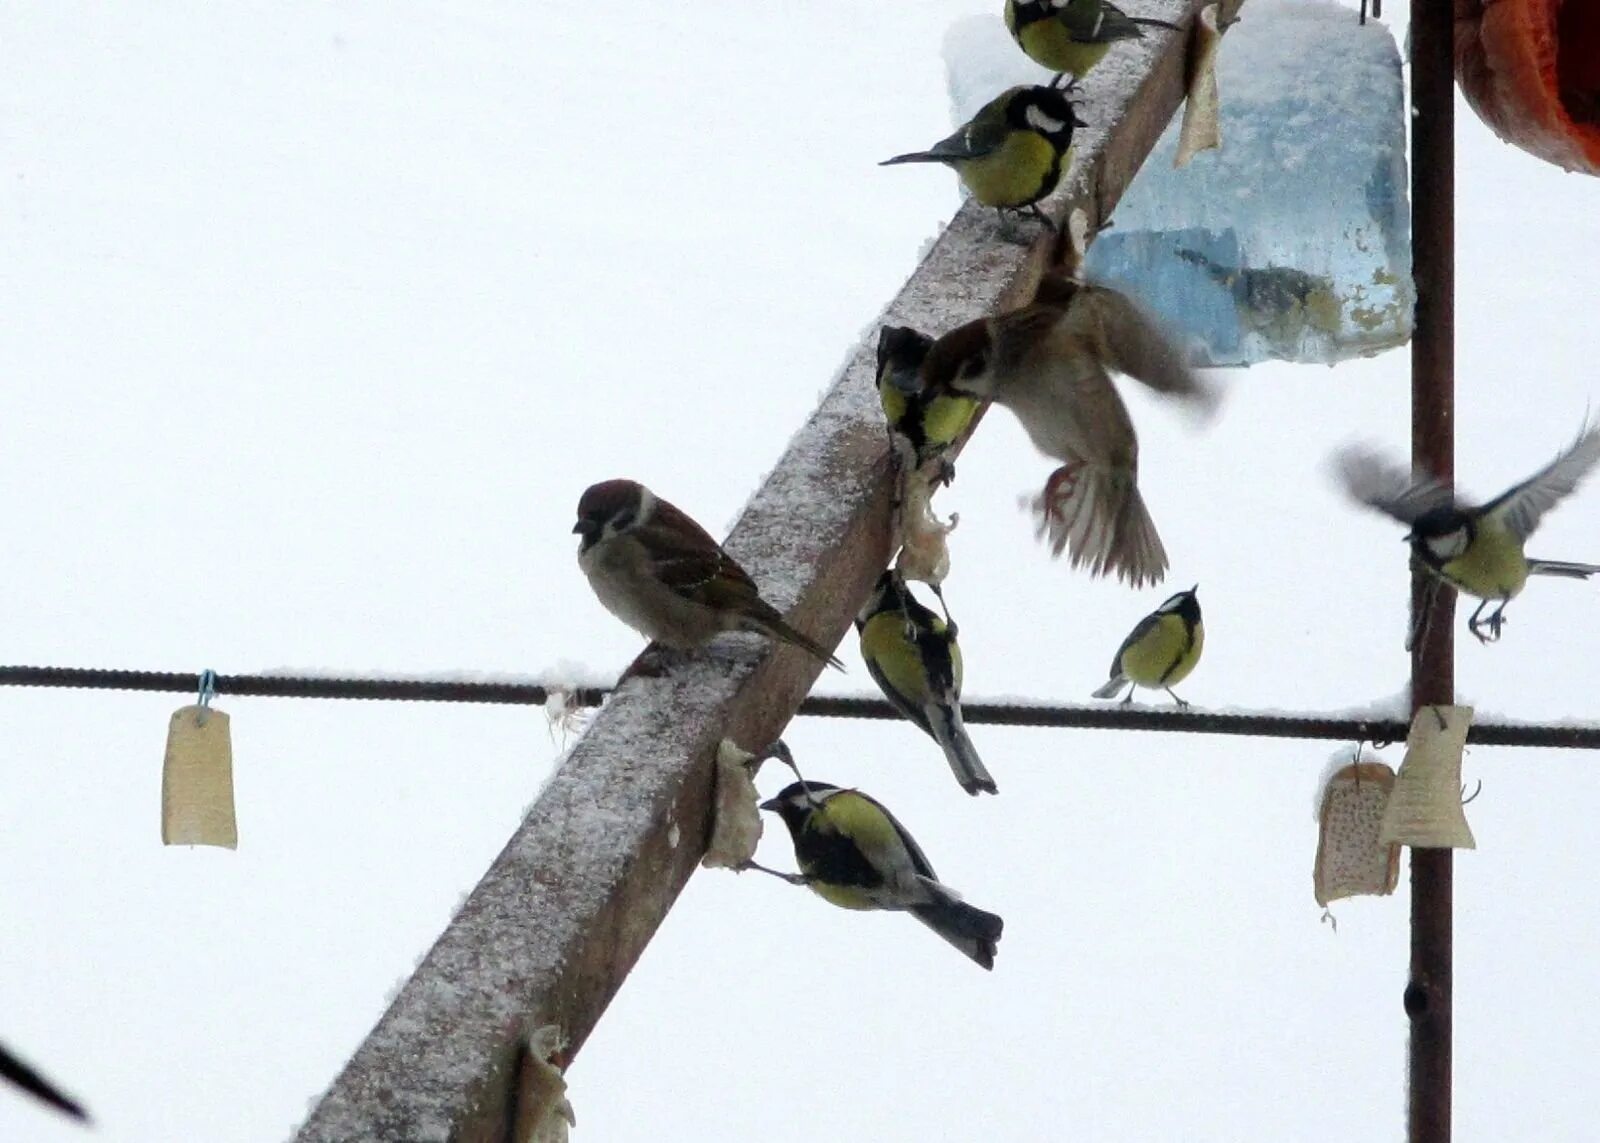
[
  {"xmin": 876, "ymin": 325, "xmax": 981, "ymax": 487},
  {"xmin": 1093, "ymin": 585, "xmax": 1203, "ymax": 705},
  {"xmin": 760, "ymin": 780, "xmax": 1004, "ymax": 969},
  {"xmin": 1335, "ymin": 423, "xmax": 1600, "ymax": 643},
  {"xmin": 856, "ymin": 570, "xmax": 997, "ymax": 796},
  {"xmin": 880, "ymin": 85, "xmax": 1084, "ymax": 226},
  {"xmin": 1005, "ymin": 0, "xmax": 1180, "ymax": 90},
  {"xmin": 919, "ymin": 272, "xmax": 1217, "ymax": 588},
  {"xmin": 575, "ymin": 479, "xmax": 842, "ymax": 668},
  {"xmin": 1, "ymin": 1039, "xmax": 87, "ymax": 1122}
]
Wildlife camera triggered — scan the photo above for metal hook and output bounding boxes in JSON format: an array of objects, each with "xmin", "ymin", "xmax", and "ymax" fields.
[
  {"xmin": 1460, "ymin": 779, "xmax": 1484, "ymax": 806},
  {"xmin": 197, "ymin": 669, "xmax": 217, "ymax": 727}
]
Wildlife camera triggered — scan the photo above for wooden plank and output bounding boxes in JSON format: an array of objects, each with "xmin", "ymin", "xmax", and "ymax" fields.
[{"xmin": 295, "ymin": 4, "xmax": 1241, "ymax": 1139}]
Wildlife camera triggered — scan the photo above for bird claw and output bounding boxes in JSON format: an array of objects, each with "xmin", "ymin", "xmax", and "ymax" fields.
[
  {"xmin": 1468, "ymin": 613, "xmax": 1505, "ymax": 644},
  {"xmin": 1041, "ymin": 464, "xmax": 1081, "ymax": 519}
]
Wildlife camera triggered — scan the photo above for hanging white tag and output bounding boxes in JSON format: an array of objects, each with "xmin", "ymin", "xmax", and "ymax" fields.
[
  {"xmin": 161, "ymin": 705, "xmax": 238, "ymax": 849},
  {"xmin": 1379, "ymin": 704, "xmax": 1476, "ymax": 850},
  {"xmin": 1175, "ymin": 4, "xmax": 1225, "ymax": 168}
]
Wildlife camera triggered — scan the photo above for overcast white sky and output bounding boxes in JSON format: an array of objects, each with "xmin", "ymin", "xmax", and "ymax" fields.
[{"xmin": 5, "ymin": 3, "xmax": 1600, "ymax": 1141}]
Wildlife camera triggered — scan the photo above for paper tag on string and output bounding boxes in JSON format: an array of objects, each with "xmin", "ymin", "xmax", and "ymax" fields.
[
  {"xmin": 161, "ymin": 705, "xmax": 238, "ymax": 848},
  {"xmin": 1379, "ymin": 705, "xmax": 1476, "ymax": 850},
  {"xmin": 1175, "ymin": 4, "xmax": 1224, "ymax": 167}
]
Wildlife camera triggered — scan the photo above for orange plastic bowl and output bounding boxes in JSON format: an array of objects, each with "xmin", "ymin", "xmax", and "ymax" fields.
[{"xmin": 1456, "ymin": 0, "xmax": 1600, "ymax": 174}]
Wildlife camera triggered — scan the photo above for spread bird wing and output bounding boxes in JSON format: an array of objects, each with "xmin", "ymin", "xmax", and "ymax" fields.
[
  {"xmin": 1077, "ymin": 283, "xmax": 1217, "ymax": 412},
  {"xmin": 1480, "ymin": 422, "xmax": 1600, "ymax": 540},
  {"xmin": 1332, "ymin": 445, "xmax": 1458, "ymax": 524},
  {"xmin": 633, "ymin": 501, "xmax": 761, "ymax": 604}
]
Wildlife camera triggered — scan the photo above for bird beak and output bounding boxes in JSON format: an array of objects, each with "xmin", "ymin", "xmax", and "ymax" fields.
[
  {"xmin": 1190, "ymin": 584, "xmax": 1199, "ymax": 594},
  {"xmin": 758, "ymin": 796, "xmax": 782, "ymax": 812},
  {"xmin": 573, "ymin": 519, "xmax": 598, "ymax": 537}
]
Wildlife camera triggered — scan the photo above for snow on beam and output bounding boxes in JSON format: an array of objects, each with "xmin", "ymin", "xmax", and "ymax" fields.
[{"xmin": 295, "ymin": 4, "xmax": 1244, "ymax": 1139}]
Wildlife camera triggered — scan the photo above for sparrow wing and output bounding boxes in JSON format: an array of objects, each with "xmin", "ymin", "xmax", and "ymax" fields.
[
  {"xmin": 1022, "ymin": 311, "xmax": 1139, "ymax": 469},
  {"xmin": 1332, "ymin": 445, "xmax": 1458, "ymax": 524},
  {"xmin": 632, "ymin": 500, "xmax": 762, "ymax": 604},
  {"xmin": 1479, "ymin": 422, "xmax": 1600, "ymax": 540},
  {"xmin": 1078, "ymin": 283, "xmax": 1217, "ymax": 412}
]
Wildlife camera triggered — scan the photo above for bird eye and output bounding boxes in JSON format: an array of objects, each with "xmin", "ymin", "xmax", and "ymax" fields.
[{"xmin": 960, "ymin": 353, "xmax": 988, "ymax": 379}]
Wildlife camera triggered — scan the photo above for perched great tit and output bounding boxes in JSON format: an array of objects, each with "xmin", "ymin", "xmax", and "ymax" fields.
[
  {"xmin": 856, "ymin": 570, "xmax": 996, "ymax": 796},
  {"xmin": 919, "ymin": 272, "xmax": 1217, "ymax": 588},
  {"xmin": 876, "ymin": 325, "xmax": 981, "ymax": 487},
  {"xmin": 759, "ymin": 780, "xmax": 1004, "ymax": 969},
  {"xmin": 880, "ymin": 85, "xmax": 1084, "ymax": 226},
  {"xmin": 1, "ymin": 1039, "xmax": 87, "ymax": 1122},
  {"xmin": 1005, "ymin": 0, "xmax": 1180, "ymax": 90},
  {"xmin": 1335, "ymin": 423, "xmax": 1600, "ymax": 643},
  {"xmin": 575, "ymin": 479, "xmax": 842, "ymax": 668},
  {"xmin": 1093, "ymin": 585, "xmax": 1203, "ymax": 705}
]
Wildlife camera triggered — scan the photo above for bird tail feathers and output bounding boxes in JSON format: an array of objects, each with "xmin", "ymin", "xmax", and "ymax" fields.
[
  {"xmin": 911, "ymin": 881, "xmax": 1003, "ymax": 970},
  {"xmin": 1528, "ymin": 558, "xmax": 1600, "ymax": 579},
  {"xmin": 1033, "ymin": 466, "xmax": 1168, "ymax": 588},
  {"xmin": 1092, "ymin": 674, "xmax": 1129, "ymax": 700},
  {"xmin": 879, "ymin": 150, "xmax": 948, "ymax": 167},
  {"xmin": 741, "ymin": 607, "xmax": 844, "ymax": 670},
  {"xmin": 928, "ymin": 704, "xmax": 997, "ymax": 796}
]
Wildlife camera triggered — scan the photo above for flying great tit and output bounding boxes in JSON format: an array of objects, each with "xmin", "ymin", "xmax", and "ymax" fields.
[
  {"xmin": 919, "ymin": 272, "xmax": 1218, "ymax": 588},
  {"xmin": 1335, "ymin": 423, "xmax": 1600, "ymax": 643},
  {"xmin": 875, "ymin": 325, "xmax": 981, "ymax": 487},
  {"xmin": 1005, "ymin": 0, "xmax": 1180, "ymax": 90},
  {"xmin": 857, "ymin": 570, "xmax": 997, "ymax": 796},
  {"xmin": 1093, "ymin": 585, "xmax": 1203, "ymax": 705},
  {"xmin": 760, "ymin": 780, "xmax": 1004, "ymax": 969},
  {"xmin": 574, "ymin": 479, "xmax": 842, "ymax": 668},
  {"xmin": 880, "ymin": 85, "xmax": 1083, "ymax": 226}
]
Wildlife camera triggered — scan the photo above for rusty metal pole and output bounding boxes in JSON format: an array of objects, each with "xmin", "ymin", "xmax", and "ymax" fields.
[{"xmin": 1407, "ymin": 0, "xmax": 1456, "ymax": 1140}]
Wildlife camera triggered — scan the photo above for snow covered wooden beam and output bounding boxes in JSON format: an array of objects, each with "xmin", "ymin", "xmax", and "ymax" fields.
[{"xmin": 295, "ymin": 4, "xmax": 1243, "ymax": 1139}]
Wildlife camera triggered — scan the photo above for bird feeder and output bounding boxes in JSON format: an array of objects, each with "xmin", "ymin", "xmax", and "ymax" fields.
[{"xmin": 1456, "ymin": 0, "xmax": 1600, "ymax": 174}]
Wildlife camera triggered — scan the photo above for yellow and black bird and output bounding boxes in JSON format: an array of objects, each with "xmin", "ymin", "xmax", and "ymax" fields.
[
  {"xmin": 876, "ymin": 325, "xmax": 981, "ymax": 487},
  {"xmin": 1335, "ymin": 423, "xmax": 1600, "ymax": 643},
  {"xmin": 880, "ymin": 85, "xmax": 1084, "ymax": 226},
  {"xmin": 760, "ymin": 780, "xmax": 1003, "ymax": 969},
  {"xmin": 857, "ymin": 569, "xmax": 996, "ymax": 796},
  {"xmin": 1005, "ymin": 0, "xmax": 1180, "ymax": 90},
  {"xmin": 1093, "ymin": 585, "xmax": 1203, "ymax": 705}
]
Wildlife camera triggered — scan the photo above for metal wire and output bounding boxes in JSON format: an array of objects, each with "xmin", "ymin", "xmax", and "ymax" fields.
[{"xmin": 4, "ymin": 665, "xmax": 1600, "ymax": 749}]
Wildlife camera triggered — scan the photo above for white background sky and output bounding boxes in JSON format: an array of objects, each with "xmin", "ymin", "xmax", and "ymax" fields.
[{"xmin": 5, "ymin": 3, "xmax": 1600, "ymax": 1140}]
